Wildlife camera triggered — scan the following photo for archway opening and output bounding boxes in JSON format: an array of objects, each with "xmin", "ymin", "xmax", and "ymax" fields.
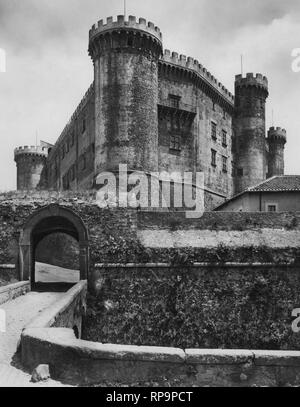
[
  {"xmin": 32, "ymin": 216, "xmax": 81, "ymax": 291},
  {"xmin": 35, "ymin": 232, "xmax": 80, "ymax": 285},
  {"xmin": 20, "ymin": 206, "xmax": 89, "ymax": 292}
]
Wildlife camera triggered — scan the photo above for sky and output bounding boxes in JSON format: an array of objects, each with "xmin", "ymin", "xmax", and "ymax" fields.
[{"xmin": 0, "ymin": 0, "xmax": 300, "ymax": 190}]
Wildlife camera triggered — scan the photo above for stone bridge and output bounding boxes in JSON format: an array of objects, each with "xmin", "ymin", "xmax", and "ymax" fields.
[{"xmin": 0, "ymin": 280, "xmax": 87, "ymax": 387}]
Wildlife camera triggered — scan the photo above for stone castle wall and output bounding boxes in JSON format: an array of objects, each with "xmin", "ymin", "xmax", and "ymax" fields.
[
  {"xmin": 16, "ymin": 15, "xmax": 241, "ymax": 210},
  {"xmin": 15, "ymin": 16, "xmax": 286, "ymax": 209}
]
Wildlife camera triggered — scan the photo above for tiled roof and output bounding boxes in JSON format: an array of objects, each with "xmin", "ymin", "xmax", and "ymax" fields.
[
  {"xmin": 214, "ymin": 175, "xmax": 300, "ymax": 210},
  {"xmin": 248, "ymin": 176, "xmax": 300, "ymax": 192}
]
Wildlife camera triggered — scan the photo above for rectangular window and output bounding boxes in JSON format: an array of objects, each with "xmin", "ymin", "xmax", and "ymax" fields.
[
  {"xmin": 68, "ymin": 165, "xmax": 74, "ymax": 182},
  {"xmin": 211, "ymin": 149, "xmax": 217, "ymax": 167},
  {"xmin": 82, "ymin": 118, "xmax": 86, "ymax": 134},
  {"xmin": 82, "ymin": 154, "xmax": 86, "ymax": 170},
  {"xmin": 267, "ymin": 204, "xmax": 277, "ymax": 212},
  {"xmin": 211, "ymin": 122, "xmax": 217, "ymax": 140},
  {"xmin": 222, "ymin": 130, "xmax": 227, "ymax": 147},
  {"xmin": 70, "ymin": 132, "xmax": 75, "ymax": 147},
  {"xmin": 170, "ymin": 133, "xmax": 181, "ymax": 151},
  {"xmin": 65, "ymin": 139, "xmax": 69, "ymax": 154},
  {"xmin": 222, "ymin": 156, "xmax": 228, "ymax": 173},
  {"xmin": 62, "ymin": 173, "xmax": 69, "ymax": 190},
  {"xmin": 169, "ymin": 94, "xmax": 181, "ymax": 109}
]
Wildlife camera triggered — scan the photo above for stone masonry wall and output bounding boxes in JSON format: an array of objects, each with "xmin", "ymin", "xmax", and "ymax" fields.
[{"xmin": 0, "ymin": 192, "xmax": 300, "ymax": 351}]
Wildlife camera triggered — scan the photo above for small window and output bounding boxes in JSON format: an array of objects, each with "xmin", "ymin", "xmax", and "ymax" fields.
[
  {"xmin": 170, "ymin": 133, "xmax": 181, "ymax": 151},
  {"xmin": 211, "ymin": 122, "xmax": 217, "ymax": 140},
  {"xmin": 68, "ymin": 165, "xmax": 74, "ymax": 182},
  {"xmin": 212, "ymin": 102, "xmax": 216, "ymax": 111},
  {"xmin": 267, "ymin": 204, "xmax": 277, "ymax": 212},
  {"xmin": 62, "ymin": 173, "xmax": 69, "ymax": 190},
  {"xmin": 237, "ymin": 168, "xmax": 243, "ymax": 176},
  {"xmin": 222, "ymin": 130, "xmax": 227, "ymax": 147},
  {"xmin": 70, "ymin": 132, "xmax": 75, "ymax": 147},
  {"xmin": 65, "ymin": 139, "xmax": 69, "ymax": 154},
  {"xmin": 222, "ymin": 156, "xmax": 228, "ymax": 173},
  {"xmin": 211, "ymin": 149, "xmax": 217, "ymax": 167},
  {"xmin": 82, "ymin": 154, "xmax": 87, "ymax": 170},
  {"xmin": 82, "ymin": 118, "xmax": 86, "ymax": 134},
  {"xmin": 169, "ymin": 94, "xmax": 181, "ymax": 109}
]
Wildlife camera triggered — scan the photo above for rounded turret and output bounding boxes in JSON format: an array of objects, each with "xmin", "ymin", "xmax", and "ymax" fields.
[
  {"xmin": 88, "ymin": 16, "xmax": 163, "ymax": 176},
  {"xmin": 89, "ymin": 15, "xmax": 162, "ymax": 49},
  {"xmin": 235, "ymin": 73, "xmax": 268, "ymax": 96},
  {"xmin": 267, "ymin": 127, "xmax": 287, "ymax": 177},
  {"xmin": 233, "ymin": 73, "xmax": 269, "ymax": 194},
  {"xmin": 267, "ymin": 126, "xmax": 287, "ymax": 144},
  {"xmin": 14, "ymin": 146, "xmax": 49, "ymax": 190}
]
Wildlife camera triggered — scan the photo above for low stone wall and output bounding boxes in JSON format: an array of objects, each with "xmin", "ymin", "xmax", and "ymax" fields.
[
  {"xmin": 0, "ymin": 281, "xmax": 30, "ymax": 306},
  {"xmin": 20, "ymin": 330, "xmax": 300, "ymax": 386},
  {"xmin": 19, "ymin": 272, "xmax": 300, "ymax": 387},
  {"xmin": 0, "ymin": 264, "xmax": 18, "ymax": 286},
  {"xmin": 137, "ymin": 211, "xmax": 300, "ymax": 231},
  {"xmin": 25, "ymin": 280, "xmax": 87, "ymax": 335}
]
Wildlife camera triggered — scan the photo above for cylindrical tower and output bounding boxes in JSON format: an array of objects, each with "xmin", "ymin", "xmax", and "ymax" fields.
[
  {"xmin": 267, "ymin": 126, "xmax": 286, "ymax": 177},
  {"xmin": 14, "ymin": 146, "xmax": 48, "ymax": 190},
  {"xmin": 88, "ymin": 15, "xmax": 163, "ymax": 175},
  {"xmin": 233, "ymin": 73, "xmax": 269, "ymax": 194}
]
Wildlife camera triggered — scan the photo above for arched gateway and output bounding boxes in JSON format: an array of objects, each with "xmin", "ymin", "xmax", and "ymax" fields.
[{"xmin": 19, "ymin": 204, "xmax": 89, "ymax": 285}]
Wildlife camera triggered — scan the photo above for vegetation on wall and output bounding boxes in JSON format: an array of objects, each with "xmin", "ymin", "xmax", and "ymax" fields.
[{"xmin": 83, "ymin": 266, "xmax": 300, "ymax": 350}]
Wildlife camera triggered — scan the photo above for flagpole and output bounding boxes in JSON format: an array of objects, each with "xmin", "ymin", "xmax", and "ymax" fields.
[{"xmin": 241, "ymin": 55, "xmax": 243, "ymax": 76}]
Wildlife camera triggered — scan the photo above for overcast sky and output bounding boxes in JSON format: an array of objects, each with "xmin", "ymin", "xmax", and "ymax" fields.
[{"xmin": 0, "ymin": 0, "xmax": 299, "ymax": 190}]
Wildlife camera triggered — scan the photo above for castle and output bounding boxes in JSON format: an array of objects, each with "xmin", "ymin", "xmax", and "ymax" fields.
[{"xmin": 14, "ymin": 15, "xmax": 287, "ymax": 210}]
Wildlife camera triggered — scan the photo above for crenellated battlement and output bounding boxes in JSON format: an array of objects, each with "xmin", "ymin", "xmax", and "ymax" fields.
[
  {"xmin": 67, "ymin": 83, "xmax": 94, "ymax": 129},
  {"xmin": 268, "ymin": 127, "xmax": 287, "ymax": 143},
  {"xmin": 161, "ymin": 49, "xmax": 234, "ymax": 104},
  {"xmin": 14, "ymin": 146, "xmax": 49, "ymax": 159},
  {"xmin": 47, "ymin": 82, "xmax": 95, "ymax": 159},
  {"xmin": 89, "ymin": 15, "xmax": 162, "ymax": 42},
  {"xmin": 235, "ymin": 73, "xmax": 268, "ymax": 94}
]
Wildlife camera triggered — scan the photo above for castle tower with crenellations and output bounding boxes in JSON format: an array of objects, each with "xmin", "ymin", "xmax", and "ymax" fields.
[
  {"xmin": 88, "ymin": 15, "xmax": 163, "ymax": 176},
  {"xmin": 14, "ymin": 15, "xmax": 288, "ymax": 209},
  {"xmin": 14, "ymin": 145, "xmax": 49, "ymax": 190},
  {"xmin": 267, "ymin": 127, "xmax": 287, "ymax": 177},
  {"xmin": 233, "ymin": 73, "xmax": 269, "ymax": 194}
]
